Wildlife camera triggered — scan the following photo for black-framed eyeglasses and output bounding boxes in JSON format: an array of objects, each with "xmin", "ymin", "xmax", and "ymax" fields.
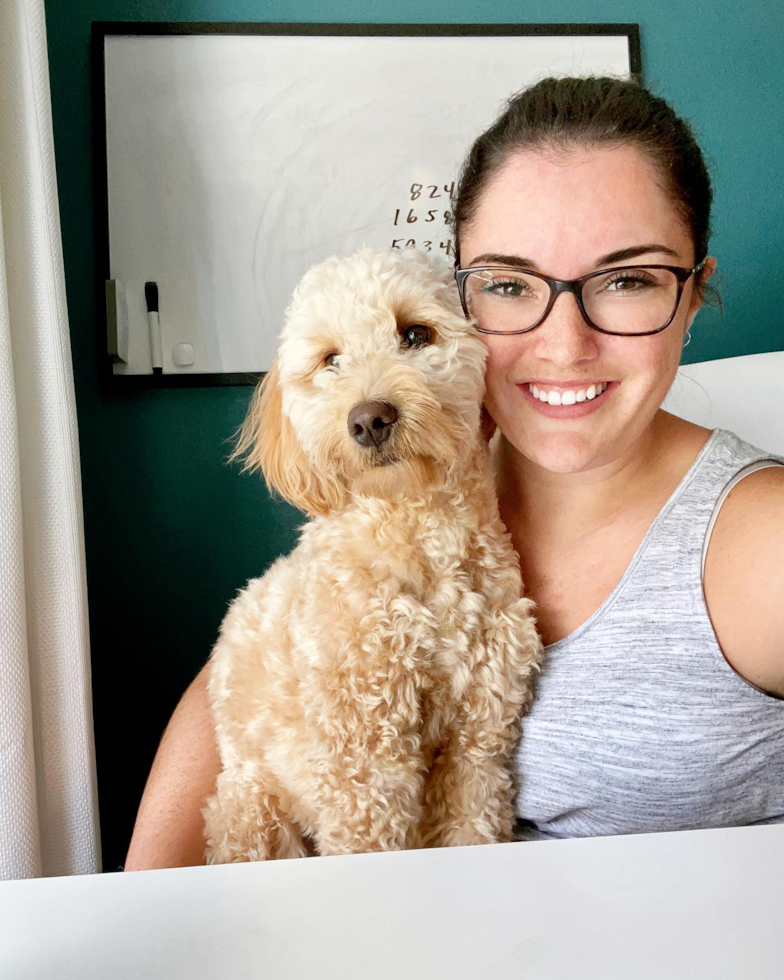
[{"xmin": 454, "ymin": 260, "xmax": 707, "ymax": 337}]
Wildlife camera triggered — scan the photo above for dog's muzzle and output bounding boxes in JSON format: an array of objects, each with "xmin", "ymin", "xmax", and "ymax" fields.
[{"xmin": 348, "ymin": 400, "xmax": 398, "ymax": 449}]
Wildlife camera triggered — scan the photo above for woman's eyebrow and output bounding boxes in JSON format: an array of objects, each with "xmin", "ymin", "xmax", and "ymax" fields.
[
  {"xmin": 596, "ymin": 244, "xmax": 680, "ymax": 265},
  {"xmin": 467, "ymin": 252, "xmax": 539, "ymax": 268},
  {"xmin": 466, "ymin": 244, "xmax": 681, "ymax": 270}
]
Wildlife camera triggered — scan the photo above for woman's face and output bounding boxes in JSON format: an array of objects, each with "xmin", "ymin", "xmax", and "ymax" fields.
[{"xmin": 459, "ymin": 144, "xmax": 715, "ymax": 475}]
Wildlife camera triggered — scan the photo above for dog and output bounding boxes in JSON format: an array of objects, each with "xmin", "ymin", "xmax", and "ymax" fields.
[{"xmin": 202, "ymin": 247, "xmax": 541, "ymax": 861}]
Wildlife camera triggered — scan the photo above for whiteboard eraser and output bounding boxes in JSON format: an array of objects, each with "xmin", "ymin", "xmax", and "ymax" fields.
[{"xmin": 105, "ymin": 279, "xmax": 129, "ymax": 364}]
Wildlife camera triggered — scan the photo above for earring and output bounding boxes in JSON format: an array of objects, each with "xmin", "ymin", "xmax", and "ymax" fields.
[{"xmin": 683, "ymin": 330, "xmax": 692, "ymax": 348}]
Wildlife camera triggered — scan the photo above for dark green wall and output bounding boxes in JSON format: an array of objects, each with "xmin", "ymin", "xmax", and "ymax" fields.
[{"xmin": 44, "ymin": 0, "xmax": 784, "ymax": 871}]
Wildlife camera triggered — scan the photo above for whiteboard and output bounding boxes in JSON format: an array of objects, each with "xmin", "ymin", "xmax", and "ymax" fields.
[{"xmin": 100, "ymin": 27, "xmax": 636, "ymax": 381}]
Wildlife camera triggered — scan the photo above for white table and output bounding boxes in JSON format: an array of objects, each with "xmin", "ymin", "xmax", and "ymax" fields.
[{"xmin": 1, "ymin": 824, "xmax": 782, "ymax": 979}]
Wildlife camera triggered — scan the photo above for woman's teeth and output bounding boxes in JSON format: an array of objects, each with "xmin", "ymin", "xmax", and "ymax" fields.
[{"xmin": 528, "ymin": 382, "xmax": 609, "ymax": 406}]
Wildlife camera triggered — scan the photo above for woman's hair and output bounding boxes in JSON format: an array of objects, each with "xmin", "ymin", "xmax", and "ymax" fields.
[{"xmin": 452, "ymin": 76, "xmax": 715, "ymax": 296}]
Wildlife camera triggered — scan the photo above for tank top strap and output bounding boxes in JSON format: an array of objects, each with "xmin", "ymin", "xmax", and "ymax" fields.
[{"xmin": 628, "ymin": 427, "xmax": 784, "ymax": 595}]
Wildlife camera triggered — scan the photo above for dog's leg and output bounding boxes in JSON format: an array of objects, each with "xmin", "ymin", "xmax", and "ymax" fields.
[
  {"xmin": 203, "ymin": 767, "xmax": 307, "ymax": 863},
  {"xmin": 295, "ymin": 590, "xmax": 433, "ymax": 856},
  {"xmin": 311, "ymin": 741, "xmax": 426, "ymax": 856},
  {"xmin": 420, "ymin": 731, "xmax": 516, "ymax": 847},
  {"xmin": 306, "ymin": 678, "xmax": 427, "ymax": 855},
  {"xmin": 422, "ymin": 604, "xmax": 541, "ymax": 848}
]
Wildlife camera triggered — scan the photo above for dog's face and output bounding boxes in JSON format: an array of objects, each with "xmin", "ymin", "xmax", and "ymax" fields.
[{"xmin": 237, "ymin": 248, "xmax": 487, "ymax": 516}]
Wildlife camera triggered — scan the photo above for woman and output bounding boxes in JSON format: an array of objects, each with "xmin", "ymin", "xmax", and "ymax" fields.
[{"xmin": 125, "ymin": 76, "xmax": 784, "ymax": 869}]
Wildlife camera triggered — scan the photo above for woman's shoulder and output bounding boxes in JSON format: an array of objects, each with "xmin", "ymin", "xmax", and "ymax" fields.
[{"xmin": 703, "ymin": 456, "xmax": 784, "ymax": 698}]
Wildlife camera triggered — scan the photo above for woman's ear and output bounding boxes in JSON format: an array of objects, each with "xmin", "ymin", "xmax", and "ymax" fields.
[
  {"xmin": 687, "ymin": 255, "xmax": 718, "ymax": 326},
  {"xmin": 230, "ymin": 361, "xmax": 347, "ymax": 518}
]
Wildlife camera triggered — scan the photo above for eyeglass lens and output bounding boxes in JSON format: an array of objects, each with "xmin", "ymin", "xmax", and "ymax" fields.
[{"xmin": 463, "ymin": 267, "xmax": 681, "ymax": 334}]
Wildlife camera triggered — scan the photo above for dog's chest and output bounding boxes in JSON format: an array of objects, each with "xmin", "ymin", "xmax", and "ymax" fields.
[
  {"xmin": 357, "ymin": 506, "xmax": 478, "ymax": 595},
  {"xmin": 330, "ymin": 507, "xmax": 489, "ymax": 653},
  {"xmin": 299, "ymin": 503, "xmax": 506, "ymax": 659},
  {"xmin": 290, "ymin": 505, "xmax": 519, "ymax": 755}
]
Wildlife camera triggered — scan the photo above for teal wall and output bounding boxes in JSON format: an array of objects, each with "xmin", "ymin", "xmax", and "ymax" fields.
[{"xmin": 44, "ymin": 0, "xmax": 784, "ymax": 871}]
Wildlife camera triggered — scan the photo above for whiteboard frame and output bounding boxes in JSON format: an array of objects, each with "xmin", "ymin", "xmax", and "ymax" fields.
[{"xmin": 92, "ymin": 22, "xmax": 642, "ymax": 389}]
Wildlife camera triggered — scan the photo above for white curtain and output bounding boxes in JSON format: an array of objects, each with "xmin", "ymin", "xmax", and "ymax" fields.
[{"xmin": 0, "ymin": 0, "xmax": 100, "ymax": 878}]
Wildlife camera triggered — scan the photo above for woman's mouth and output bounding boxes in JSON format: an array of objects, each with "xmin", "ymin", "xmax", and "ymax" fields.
[{"xmin": 518, "ymin": 380, "xmax": 616, "ymax": 419}]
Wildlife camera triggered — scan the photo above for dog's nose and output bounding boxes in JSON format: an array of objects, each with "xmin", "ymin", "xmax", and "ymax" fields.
[{"xmin": 348, "ymin": 400, "xmax": 398, "ymax": 448}]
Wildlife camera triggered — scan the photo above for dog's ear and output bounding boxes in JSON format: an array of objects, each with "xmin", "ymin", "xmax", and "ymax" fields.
[{"xmin": 230, "ymin": 361, "xmax": 347, "ymax": 518}]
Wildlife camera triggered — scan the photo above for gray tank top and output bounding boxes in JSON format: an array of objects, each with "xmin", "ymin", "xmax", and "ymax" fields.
[{"xmin": 514, "ymin": 428, "xmax": 784, "ymax": 841}]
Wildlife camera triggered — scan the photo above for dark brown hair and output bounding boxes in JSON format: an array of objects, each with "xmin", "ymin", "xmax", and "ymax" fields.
[{"xmin": 452, "ymin": 76, "xmax": 715, "ymax": 295}]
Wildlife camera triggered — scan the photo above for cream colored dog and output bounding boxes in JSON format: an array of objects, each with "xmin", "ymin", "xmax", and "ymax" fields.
[{"xmin": 203, "ymin": 247, "xmax": 541, "ymax": 862}]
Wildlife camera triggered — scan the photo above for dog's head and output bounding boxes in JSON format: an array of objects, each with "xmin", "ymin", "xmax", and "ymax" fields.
[{"xmin": 234, "ymin": 248, "xmax": 487, "ymax": 517}]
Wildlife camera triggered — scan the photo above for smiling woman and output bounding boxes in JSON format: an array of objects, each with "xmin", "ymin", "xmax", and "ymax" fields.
[
  {"xmin": 460, "ymin": 142, "xmax": 709, "ymax": 475},
  {"xmin": 450, "ymin": 76, "xmax": 784, "ymax": 841}
]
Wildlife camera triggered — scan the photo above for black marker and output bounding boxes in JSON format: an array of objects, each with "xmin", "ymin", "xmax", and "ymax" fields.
[{"xmin": 144, "ymin": 281, "xmax": 163, "ymax": 373}]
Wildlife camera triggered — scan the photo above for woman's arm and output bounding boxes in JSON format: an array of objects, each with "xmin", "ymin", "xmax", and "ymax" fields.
[
  {"xmin": 124, "ymin": 663, "xmax": 221, "ymax": 871},
  {"xmin": 704, "ymin": 466, "xmax": 784, "ymax": 698}
]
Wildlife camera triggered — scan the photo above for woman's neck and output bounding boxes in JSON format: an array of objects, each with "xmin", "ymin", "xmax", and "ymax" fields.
[
  {"xmin": 495, "ymin": 411, "xmax": 712, "ymax": 645},
  {"xmin": 495, "ymin": 411, "xmax": 705, "ymax": 548}
]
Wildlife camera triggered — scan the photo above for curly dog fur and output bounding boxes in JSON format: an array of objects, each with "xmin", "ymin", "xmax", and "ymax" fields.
[{"xmin": 203, "ymin": 247, "xmax": 541, "ymax": 861}]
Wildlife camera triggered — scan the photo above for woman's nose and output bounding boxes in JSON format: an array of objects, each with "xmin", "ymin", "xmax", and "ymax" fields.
[{"xmin": 531, "ymin": 292, "xmax": 599, "ymax": 364}]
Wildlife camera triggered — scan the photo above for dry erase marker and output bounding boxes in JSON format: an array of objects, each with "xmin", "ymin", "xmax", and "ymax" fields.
[{"xmin": 144, "ymin": 281, "xmax": 163, "ymax": 373}]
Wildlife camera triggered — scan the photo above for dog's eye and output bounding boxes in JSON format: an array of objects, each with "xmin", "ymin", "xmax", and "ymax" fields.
[
  {"xmin": 324, "ymin": 352, "xmax": 339, "ymax": 368},
  {"xmin": 401, "ymin": 325, "xmax": 432, "ymax": 348}
]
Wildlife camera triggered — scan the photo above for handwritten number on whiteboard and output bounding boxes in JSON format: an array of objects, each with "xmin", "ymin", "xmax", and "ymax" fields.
[
  {"xmin": 395, "ymin": 182, "xmax": 455, "ymax": 253},
  {"xmin": 410, "ymin": 183, "xmax": 454, "ymax": 201},
  {"xmin": 392, "ymin": 239, "xmax": 453, "ymax": 255}
]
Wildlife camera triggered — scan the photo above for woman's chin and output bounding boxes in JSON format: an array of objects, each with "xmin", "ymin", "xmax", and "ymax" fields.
[{"xmin": 502, "ymin": 424, "xmax": 621, "ymax": 476}]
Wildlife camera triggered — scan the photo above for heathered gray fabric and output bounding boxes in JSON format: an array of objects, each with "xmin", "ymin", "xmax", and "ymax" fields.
[{"xmin": 514, "ymin": 428, "xmax": 784, "ymax": 842}]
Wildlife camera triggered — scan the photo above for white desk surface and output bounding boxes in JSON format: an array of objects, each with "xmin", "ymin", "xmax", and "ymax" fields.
[{"xmin": 1, "ymin": 824, "xmax": 782, "ymax": 979}]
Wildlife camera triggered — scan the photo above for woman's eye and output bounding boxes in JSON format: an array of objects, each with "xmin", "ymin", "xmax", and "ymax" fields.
[
  {"xmin": 324, "ymin": 352, "xmax": 339, "ymax": 367},
  {"xmin": 484, "ymin": 279, "xmax": 527, "ymax": 297},
  {"xmin": 604, "ymin": 273, "xmax": 657, "ymax": 292},
  {"xmin": 401, "ymin": 325, "xmax": 432, "ymax": 348}
]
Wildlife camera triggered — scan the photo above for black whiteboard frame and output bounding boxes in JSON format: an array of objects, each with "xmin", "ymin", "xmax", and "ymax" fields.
[{"xmin": 92, "ymin": 22, "xmax": 642, "ymax": 390}]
